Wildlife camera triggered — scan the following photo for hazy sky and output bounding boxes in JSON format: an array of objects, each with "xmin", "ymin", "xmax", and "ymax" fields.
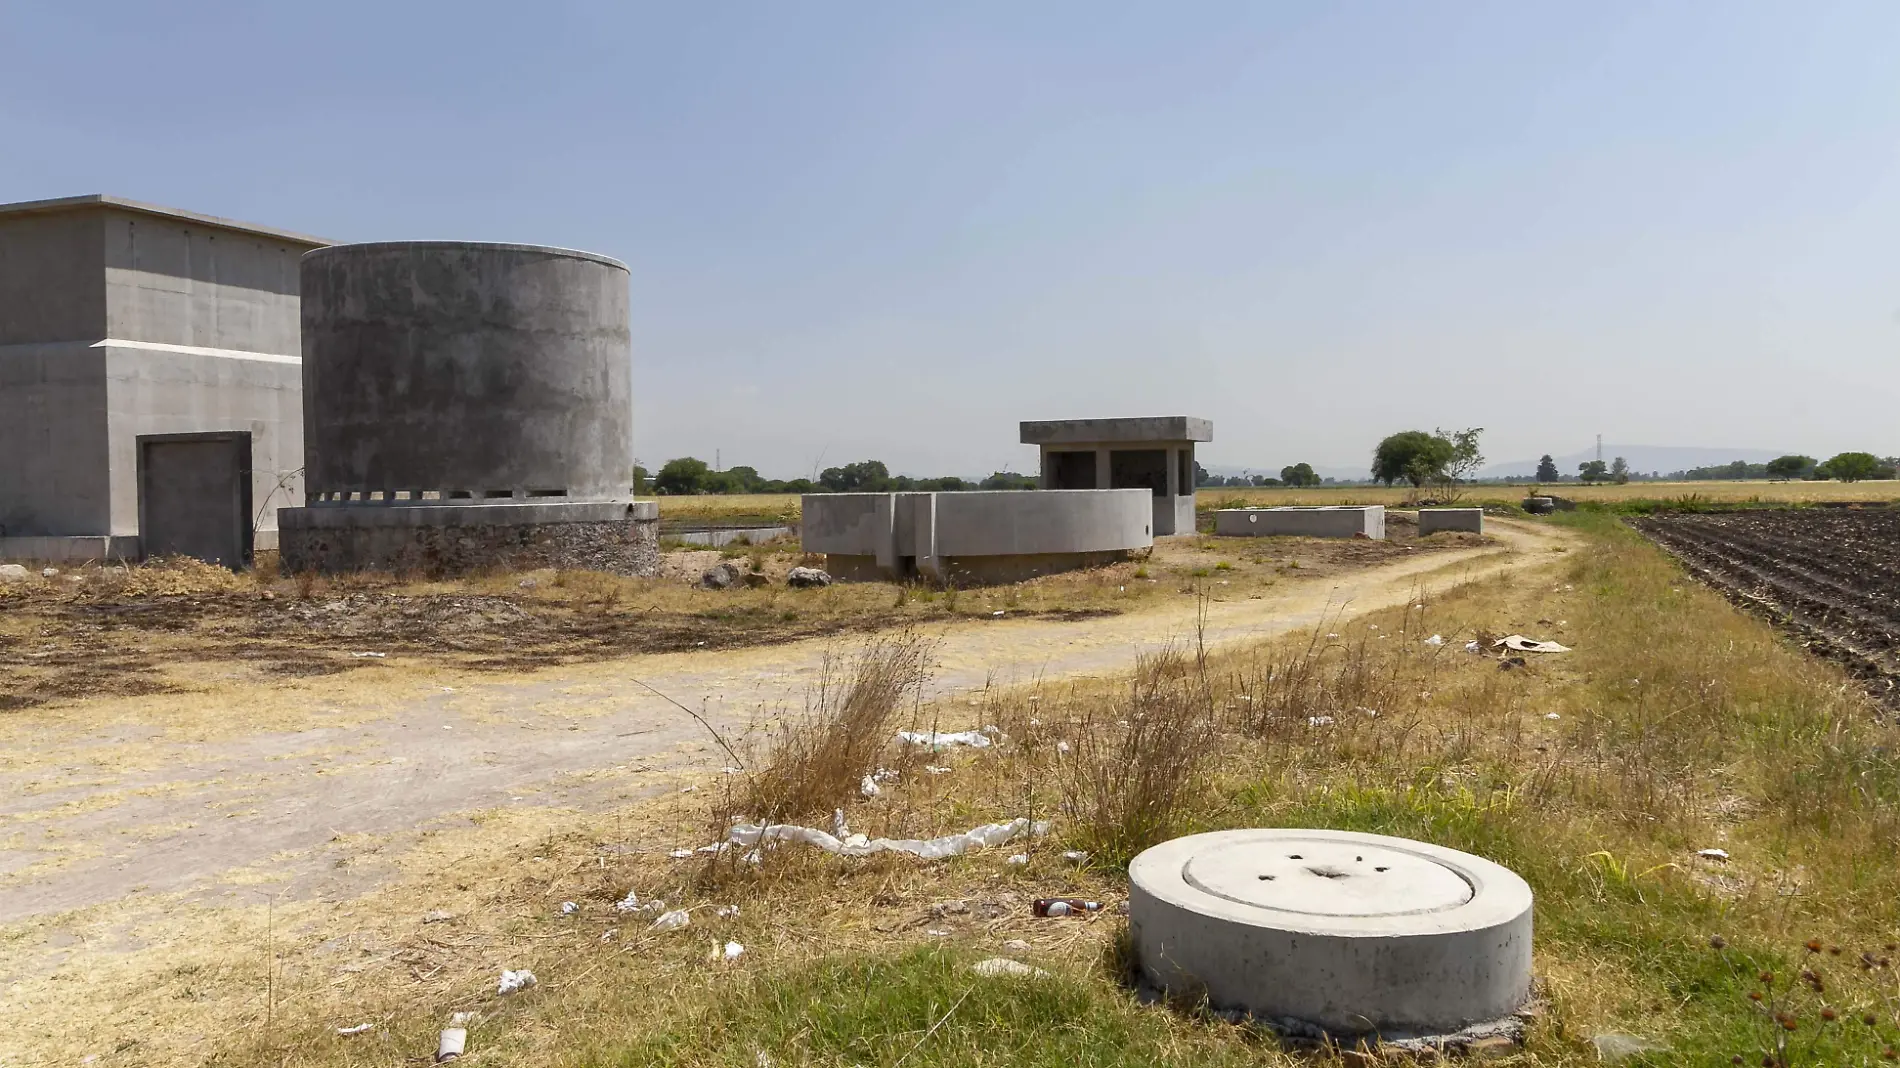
[{"xmin": 4, "ymin": 2, "xmax": 1896, "ymax": 478}]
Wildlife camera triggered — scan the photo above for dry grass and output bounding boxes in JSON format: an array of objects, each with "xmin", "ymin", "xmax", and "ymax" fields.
[
  {"xmin": 32, "ymin": 511, "xmax": 1900, "ymax": 1065},
  {"xmin": 1198, "ymin": 478, "xmax": 1900, "ymax": 509},
  {"xmin": 736, "ymin": 631, "xmax": 936, "ymax": 823}
]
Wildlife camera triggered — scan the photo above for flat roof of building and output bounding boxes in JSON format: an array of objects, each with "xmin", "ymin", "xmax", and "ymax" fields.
[
  {"xmin": 1020, "ymin": 416, "xmax": 1213, "ymax": 445},
  {"xmin": 0, "ymin": 193, "xmax": 331, "ymax": 247}
]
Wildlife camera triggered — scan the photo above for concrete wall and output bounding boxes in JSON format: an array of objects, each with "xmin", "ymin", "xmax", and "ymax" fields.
[
  {"xmin": 802, "ymin": 489, "xmax": 1152, "ymax": 582},
  {"xmin": 104, "ymin": 345, "xmax": 303, "ymax": 536},
  {"xmin": 0, "ymin": 211, "xmax": 106, "ymax": 346},
  {"xmin": 1419, "ymin": 508, "xmax": 1484, "ymax": 535},
  {"xmin": 279, "ymin": 501, "xmax": 659, "ymax": 577},
  {"xmin": 0, "ymin": 344, "xmax": 111, "ymax": 536},
  {"xmin": 1214, "ymin": 505, "xmax": 1386, "ymax": 540},
  {"xmin": 300, "ymin": 242, "xmax": 633, "ymax": 503}
]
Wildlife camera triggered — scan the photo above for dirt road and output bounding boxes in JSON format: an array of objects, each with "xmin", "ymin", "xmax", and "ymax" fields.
[{"xmin": 0, "ymin": 520, "xmax": 1570, "ymax": 927}]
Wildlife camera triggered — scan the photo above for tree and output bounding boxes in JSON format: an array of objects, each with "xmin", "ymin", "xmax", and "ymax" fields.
[
  {"xmin": 1371, "ymin": 430, "xmax": 1455, "ymax": 488},
  {"xmin": 979, "ymin": 471, "xmax": 1037, "ymax": 490},
  {"xmin": 1280, "ymin": 462, "xmax": 1320, "ymax": 488},
  {"xmin": 1534, "ymin": 455, "xmax": 1560, "ymax": 482},
  {"xmin": 1823, "ymin": 451, "xmax": 1882, "ymax": 482},
  {"xmin": 1765, "ymin": 455, "xmax": 1815, "ymax": 481},
  {"xmin": 654, "ymin": 456, "xmax": 711, "ymax": 495},
  {"xmin": 1610, "ymin": 456, "xmax": 1630, "ymax": 484},
  {"xmin": 1578, "ymin": 459, "xmax": 1609, "ymax": 483},
  {"xmin": 1436, "ymin": 427, "xmax": 1484, "ymax": 499},
  {"xmin": 818, "ymin": 460, "xmax": 892, "ymax": 492},
  {"xmin": 632, "ymin": 464, "xmax": 650, "ymax": 495}
]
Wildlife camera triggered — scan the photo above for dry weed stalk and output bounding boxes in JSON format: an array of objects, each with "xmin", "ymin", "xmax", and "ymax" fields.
[{"xmin": 738, "ymin": 629, "xmax": 936, "ymax": 824}]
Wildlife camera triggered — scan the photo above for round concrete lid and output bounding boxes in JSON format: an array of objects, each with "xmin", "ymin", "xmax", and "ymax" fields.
[
  {"xmin": 1183, "ymin": 835, "xmax": 1473, "ymax": 918},
  {"xmin": 1131, "ymin": 828, "xmax": 1532, "ymax": 936}
]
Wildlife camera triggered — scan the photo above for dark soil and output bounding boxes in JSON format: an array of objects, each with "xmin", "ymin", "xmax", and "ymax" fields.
[{"xmin": 1633, "ymin": 509, "xmax": 1900, "ymax": 707}]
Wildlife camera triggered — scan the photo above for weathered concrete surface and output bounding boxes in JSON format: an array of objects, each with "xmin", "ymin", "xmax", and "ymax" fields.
[
  {"xmin": 299, "ymin": 242, "xmax": 632, "ymax": 503},
  {"xmin": 0, "ymin": 196, "xmax": 321, "ymax": 553},
  {"xmin": 1021, "ymin": 416, "xmax": 1210, "ymax": 536},
  {"xmin": 280, "ymin": 501, "xmax": 659, "ymax": 576},
  {"xmin": 1419, "ymin": 508, "xmax": 1484, "ymax": 535},
  {"xmin": 1215, "ymin": 505, "xmax": 1386, "ymax": 540},
  {"xmin": 1129, "ymin": 828, "xmax": 1534, "ymax": 1035},
  {"xmin": 802, "ymin": 490, "xmax": 1151, "ymax": 583}
]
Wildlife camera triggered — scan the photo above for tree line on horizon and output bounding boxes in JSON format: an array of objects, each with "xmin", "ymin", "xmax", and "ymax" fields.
[{"xmin": 637, "ymin": 457, "xmax": 1037, "ymax": 496}]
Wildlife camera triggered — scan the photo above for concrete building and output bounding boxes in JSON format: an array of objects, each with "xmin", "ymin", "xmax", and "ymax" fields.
[
  {"xmin": 1020, "ymin": 416, "xmax": 1212, "ymax": 536},
  {"xmin": 802, "ymin": 488, "xmax": 1152, "ymax": 584},
  {"xmin": 0, "ymin": 195, "xmax": 327, "ymax": 563},
  {"xmin": 1419, "ymin": 508, "xmax": 1484, "ymax": 535},
  {"xmin": 278, "ymin": 241, "xmax": 657, "ymax": 576}
]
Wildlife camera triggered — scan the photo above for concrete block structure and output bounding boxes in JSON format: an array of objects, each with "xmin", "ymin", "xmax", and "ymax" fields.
[
  {"xmin": 1419, "ymin": 508, "xmax": 1484, "ymax": 535},
  {"xmin": 1021, "ymin": 416, "xmax": 1211, "ymax": 536},
  {"xmin": 0, "ymin": 195, "xmax": 326, "ymax": 562},
  {"xmin": 1130, "ymin": 828, "xmax": 1534, "ymax": 1037},
  {"xmin": 801, "ymin": 489, "xmax": 1152, "ymax": 584},
  {"xmin": 1214, "ymin": 505, "xmax": 1386, "ymax": 540},
  {"xmin": 278, "ymin": 241, "xmax": 656, "ymax": 577}
]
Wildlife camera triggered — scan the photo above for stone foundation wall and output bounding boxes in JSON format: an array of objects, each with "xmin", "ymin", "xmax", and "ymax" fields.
[{"xmin": 281, "ymin": 516, "xmax": 658, "ymax": 577}]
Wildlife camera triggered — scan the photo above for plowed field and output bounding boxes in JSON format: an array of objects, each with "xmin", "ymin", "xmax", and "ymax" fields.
[{"xmin": 1634, "ymin": 508, "xmax": 1900, "ymax": 704}]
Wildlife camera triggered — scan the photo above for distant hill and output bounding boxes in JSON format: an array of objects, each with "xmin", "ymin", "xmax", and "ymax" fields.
[{"xmin": 1481, "ymin": 445, "xmax": 1786, "ymax": 479}]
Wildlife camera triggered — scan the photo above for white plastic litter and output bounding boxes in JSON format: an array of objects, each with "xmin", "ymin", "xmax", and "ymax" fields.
[
  {"xmin": 926, "ymin": 928, "xmax": 951, "ymax": 936},
  {"xmin": 1055, "ymin": 741, "xmax": 1071, "ymax": 754},
  {"xmin": 1307, "ymin": 715, "xmax": 1335, "ymax": 727},
  {"xmin": 680, "ymin": 785, "xmax": 697, "ymax": 793},
  {"xmin": 350, "ymin": 651, "xmax": 387, "ymax": 659},
  {"xmin": 872, "ymin": 767, "xmax": 900, "ymax": 783},
  {"xmin": 1424, "ymin": 634, "xmax": 1444, "ymax": 646},
  {"xmin": 667, "ymin": 849, "xmax": 694, "ymax": 860},
  {"xmin": 1697, "ymin": 848, "xmax": 1730, "ymax": 862},
  {"xmin": 925, "ymin": 765, "xmax": 953, "ymax": 774},
  {"xmin": 497, "ymin": 969, "xmax": 537, "ymax": 995},
  {"xmin": 1465, "ymin": 640, "xmax": 1482, "ymax": 653},
  {"xmin": 560, "ymin": 901, "xmax": 578, "ymax": 914},
  {"xmin": 1545, "ymin": 713, "xmax": 1562, "ymax": 720},
  {"xmin": 614, "ymin": 889, "xmax": 642, "ymax": 912},
  {"xmin": 650, "ymin": 909, "xmax": 691, "ymax": 931},
  {"xmin": 859, "ymin": 775, "xmax": 881, "ymax": 798},
  {"xmin": 1005, "ymin": 853, "xmax": 1028, "ymax": 866},
  {"xmin": 1061, "ymin": 850, "xmax": 1090, "ymax": 865},
  {"xmin": 992, "ymin": 610, "xmax": 1005, "ymax": 617},
  {"xmin": 337, "ymin": 1023, "xmax": 374, "ymax": 1036},
  {"xmin": 716, "ymin": 904, "xmax": 742, "ymax": 919},
  {"xmin": 972, "ymin": 957, "xmax": 1049, "ymax": 978},
  {"xmin": 437, "ymin": 1027, "xmax": 467, "ymax": 1062},
  {"xmin": 896, "ymin": 730, "xmax": 993, "ymax": 750},
  {"xmin": 1495, "ymin": 635, "xmax": 1572, "ymax": 654},
  {"xmin": 722, "ymin": 941, "xmax": 746, "ymax": 962},
  {"xmin": 727, "ymin": 817, "xmax": 1047, "ymax": 860},
  {"xmin": 832, "ymin": 808, "xmax": 850, "ymax": 837}
]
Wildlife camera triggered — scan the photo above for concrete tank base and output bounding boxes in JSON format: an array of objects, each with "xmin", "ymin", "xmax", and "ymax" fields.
[
  {"xmin": 278, "ymin": 501, "xmax": 658, "ymax": 577},
  {"xmin": 1129, "ymin": 828, "xmax": 1533, "ymax": 1037},
  {"xmin": 825, "ymin": 549, "xmax": 1132, "ymax": 585},
  {"xmin": 1214, "ymin": 506, "xmax": 1386, "ymax": 540},
  {"xmin": 1418, "ymin": 508, "xmax": 1484, "ymax": 535}
]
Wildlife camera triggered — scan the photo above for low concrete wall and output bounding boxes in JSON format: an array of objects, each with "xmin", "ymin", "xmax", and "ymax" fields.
[
  {"xmin": 1213, "ymin": 505, "xmax": 1385, "ymax": 540},
  {"xmin": 1419, "ymin": 508, "xmax": 1484, "ymax": 535},
  {"xmin": 803, "ymin": 489, "xmax": 1151, "ymax": 583},
  {"xmin": 278, "ymin": 500, "xmax": 658, "ymax": 577},
  {"xmin": 0, "ymin": 535, "xmax": 141, "ymax": 563}
]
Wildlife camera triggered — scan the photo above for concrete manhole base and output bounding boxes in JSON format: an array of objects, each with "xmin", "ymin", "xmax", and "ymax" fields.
[{"xmin": 1129, "ymin": 828, "xmax": 1534, "ymax": 1037}]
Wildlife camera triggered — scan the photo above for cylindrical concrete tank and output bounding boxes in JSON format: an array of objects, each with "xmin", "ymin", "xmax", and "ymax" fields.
[{"xmin": 300, "ymin": 241, "xmax": 632, "ymax": 502}]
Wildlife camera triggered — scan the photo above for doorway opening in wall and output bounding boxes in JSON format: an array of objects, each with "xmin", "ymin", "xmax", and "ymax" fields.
[
  {"xmin": 1110, "ymin": 449, "xmax": 1168, "ymax": 497},
  {"xmin": 1048, "ymin": 450, "xmax": 1096, "ymax": 489},
  {"xmin": 136, "ymin": 431, "xmax": 254, "ymax": 570},
  {"xmin": 1177, "ymin": 450, "xmax": 1194, "ymax": 496}
]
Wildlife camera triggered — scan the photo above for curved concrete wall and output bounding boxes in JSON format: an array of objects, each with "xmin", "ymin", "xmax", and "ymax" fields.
[
  {"xmin": 300, "ymin": 241, "xmax": 631, "ymax": 502},
  {"xmin": 802, "ymin": 489, "xmax": 1152, "ymax": 582}
]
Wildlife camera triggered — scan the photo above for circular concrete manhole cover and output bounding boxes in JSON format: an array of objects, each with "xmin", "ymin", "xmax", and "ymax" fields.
[
  {"xmin": 1129, "ymin": 829, "xmax": 1533, "ymax": 1037},
  {"xmin": 1182, "ymin": 835, "xmax": 1474, "ymax": 917}
]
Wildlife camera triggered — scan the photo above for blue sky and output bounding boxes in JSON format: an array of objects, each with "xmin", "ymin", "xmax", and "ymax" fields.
[{"xmin": 4, "ymin": 1, "xmax": 1897, "ymax": 478}]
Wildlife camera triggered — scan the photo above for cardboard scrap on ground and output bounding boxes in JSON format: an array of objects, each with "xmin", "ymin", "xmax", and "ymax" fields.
[{"xmin": 1494, "ymin": 635, "xmax": 1572, "ymax": 654}]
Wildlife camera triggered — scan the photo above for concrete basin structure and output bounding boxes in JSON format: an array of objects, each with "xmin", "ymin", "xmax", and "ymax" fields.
[
  {"xmin": 1129, "ymin": 828, "xmax": 1534, "ymax": 1037},
  {"xmin": 278, "ymin": 241, "xmax": 656, "ymax": 576},
  {"xmin": 801, "ymin": 489, "xmax": 1152, "ymax": 584},
  {"xmin": 1419, "ymin": 508, "xmax": 1484, "ymax": 535},
  {"xmin": 1214, "ymin": 505, "xmax": 1386, "ymax": 540},
  {"xmin": 1021, "ymin": 416, "xmax": 1211, "ymax": 536}
]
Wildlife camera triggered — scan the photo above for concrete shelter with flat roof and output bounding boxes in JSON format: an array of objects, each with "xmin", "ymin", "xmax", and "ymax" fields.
[
  {"xmin": 1020, "ymin": 416, "xmax": 1213, "ymax": 536},
  {"xmin": 0, "ymin": 194, "xmax": 328, "ymax": 563}
]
